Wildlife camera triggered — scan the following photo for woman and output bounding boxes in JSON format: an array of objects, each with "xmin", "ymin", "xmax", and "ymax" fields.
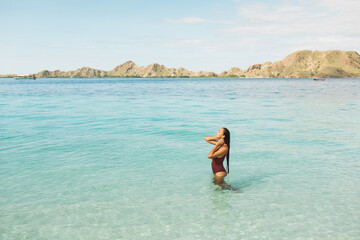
[{"xmin": 204, "ymin": 127, "xmax": 231, "ymax": 188}]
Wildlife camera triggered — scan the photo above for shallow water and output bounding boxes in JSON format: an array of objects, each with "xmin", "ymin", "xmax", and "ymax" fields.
[{"xmin": 1, "ymin": 78, "xmax": 359, "ymax": 239}]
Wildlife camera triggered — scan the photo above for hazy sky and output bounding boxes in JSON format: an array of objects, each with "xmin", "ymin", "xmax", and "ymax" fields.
[{"xmin": 1, "ymin": 0, "xmax": 359, "ymax": 74}]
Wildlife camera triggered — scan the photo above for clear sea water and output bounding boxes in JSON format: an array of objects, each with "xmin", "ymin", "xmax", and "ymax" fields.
[{"xmin": 0, "ymin": 77, "xmax": 359, "ymax": 239}]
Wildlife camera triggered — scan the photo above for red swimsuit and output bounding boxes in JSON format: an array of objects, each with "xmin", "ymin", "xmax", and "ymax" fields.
[{"xmin": 211, "ymin": 144, "xmax": 227, "ymax": 174}]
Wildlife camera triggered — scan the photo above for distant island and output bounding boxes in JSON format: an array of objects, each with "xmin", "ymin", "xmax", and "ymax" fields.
[{"xmin": 2, "ymin": 50, "xmax": 360, "ymax": 78}]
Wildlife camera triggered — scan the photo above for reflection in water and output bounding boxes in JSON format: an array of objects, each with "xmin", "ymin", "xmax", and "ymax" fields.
[
  {"xmin": 207, "ymin": 175, "xmax": 242, "ymax": 211},
  {"xmin": 209, "ymin": 184, "xmax": 232, "ymax": 210}
]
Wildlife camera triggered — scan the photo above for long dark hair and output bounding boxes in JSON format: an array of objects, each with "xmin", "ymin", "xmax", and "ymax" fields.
[{"xmin": 222, "ymin": 127, "xmax": 230, "ymax": 173}]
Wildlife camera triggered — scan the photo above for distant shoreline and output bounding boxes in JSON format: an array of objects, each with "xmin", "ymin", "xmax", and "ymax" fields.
[
  {"xmin": 2, "ymin": 76, "xmax": 360, "ymax": 79},
  {"xmin": 2, "ymin": 50, "xmax": 360, "ymax": 78}
]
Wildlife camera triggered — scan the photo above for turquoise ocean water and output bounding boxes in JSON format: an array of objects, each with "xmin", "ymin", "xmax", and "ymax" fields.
[{"xmin": 1, "ymin": 78, "xmax": 359, "ymax": 239}]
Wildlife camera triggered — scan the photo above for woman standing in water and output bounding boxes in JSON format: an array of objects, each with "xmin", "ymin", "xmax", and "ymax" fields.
[{"xmin": 204, "ymin": 128, "xmax": 231, "ymax": 189}]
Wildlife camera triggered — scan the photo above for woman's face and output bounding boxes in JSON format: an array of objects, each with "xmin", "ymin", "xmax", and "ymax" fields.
[{"xmin": 216, "ymin": 128, "xmax": 224, "ymax": 138}]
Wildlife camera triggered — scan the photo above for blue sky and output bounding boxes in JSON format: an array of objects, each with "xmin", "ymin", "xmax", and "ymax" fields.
[{"xmin": 1, "ymin": 0, "xmax": 359, "ymax": 74}]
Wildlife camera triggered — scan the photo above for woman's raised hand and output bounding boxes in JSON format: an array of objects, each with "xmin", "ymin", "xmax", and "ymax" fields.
[
  {"xmin": 204, "ymin": 136, "xmax": 218, "ymax": 145},
  {"xmin": 216, "ymin": 136, "xmax": 225, "ymax": 146}
]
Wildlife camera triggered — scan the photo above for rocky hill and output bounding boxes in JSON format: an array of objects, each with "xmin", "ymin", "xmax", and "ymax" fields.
[
  {"xmin": 37, "ymin": 67, "xmax": 107, "ymax": 78},
  {"xmin": 0, "ymin": 74, "xmax": 17, "ymax": 78},
  {"xmin": 35, "ymin": 61, "xmax": 217, "ymax": 78},
  {"xmin": 2, "ymin": 50, "xmax": 359, "ymax": 78},
  {"xmin": 232, "ymin": 50, "xmax": 360, "ymax": 78}
]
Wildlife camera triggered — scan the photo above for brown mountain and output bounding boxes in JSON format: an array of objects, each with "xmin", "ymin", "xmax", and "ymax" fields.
[
  {"xmin": 234, "ymin": 50, "xmax": 360, "ymax": 78},
  {"xmin": 34, "ymin": 61, "xmax": 217, "ymax": 78},
  {"xmin": 37, "ymin": 67, "xmax": 107, "ymax": 78},
  {"xmin": 2, "ymin": 50, "xmax": 359, "ymax": 78}
]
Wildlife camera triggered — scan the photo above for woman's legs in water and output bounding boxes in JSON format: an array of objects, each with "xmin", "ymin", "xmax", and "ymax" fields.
[
  {"xmin": 213, "ymin": 171, "xmax": 227, "ymax": 186},
  {"xmin": 213, "ymin": 172, "xmax": 239, "ymax": 191}
]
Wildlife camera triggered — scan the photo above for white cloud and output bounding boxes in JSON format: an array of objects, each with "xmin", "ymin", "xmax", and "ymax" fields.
[
  {"xmin": 238, "ymin": 4, "xmax": 322, "ymax": 23},
  {"xmin": 287, "ymin": 36, "xmax": 360, "ymax": 52},
  {"xmin": 223, "ymin": 0, "xmax": 360, "ymax": 37},
  {"xmin": 179, "ymin": 0, "xmax": 358, "ymax": 69},
  {"xmin": 164, "ymin": 17, "xmax": 234, "ymax": 25},
  {"xmin": 164, "ymin": 38, "xmax": 260, "ymax": 53},
  {"xmin": 319, "ymin": 0, "xmax": 360, "ymax": 12},
  {"xmin": 51, "ymin": 44, "xmax": 96, "ymax": 49},
  {"xmin": 165, "ymin": 39, "xmax": 218, "ymax": 52},
  {"xmin": 174, "ymin": 39, "xmax": 208, "ymax": 45}
]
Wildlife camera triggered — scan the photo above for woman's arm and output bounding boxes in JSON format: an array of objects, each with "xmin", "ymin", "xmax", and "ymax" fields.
[
  {"xmin": 204, "ymin": 136, "xmax": 218, "ymax": 145},
  {"xmin": 207, "ymin": 138, "xmax": 227, "ymax": 159},
  {"xmin": 207, "ymin": 144, "xmax": 228, "ymax": 159}
]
